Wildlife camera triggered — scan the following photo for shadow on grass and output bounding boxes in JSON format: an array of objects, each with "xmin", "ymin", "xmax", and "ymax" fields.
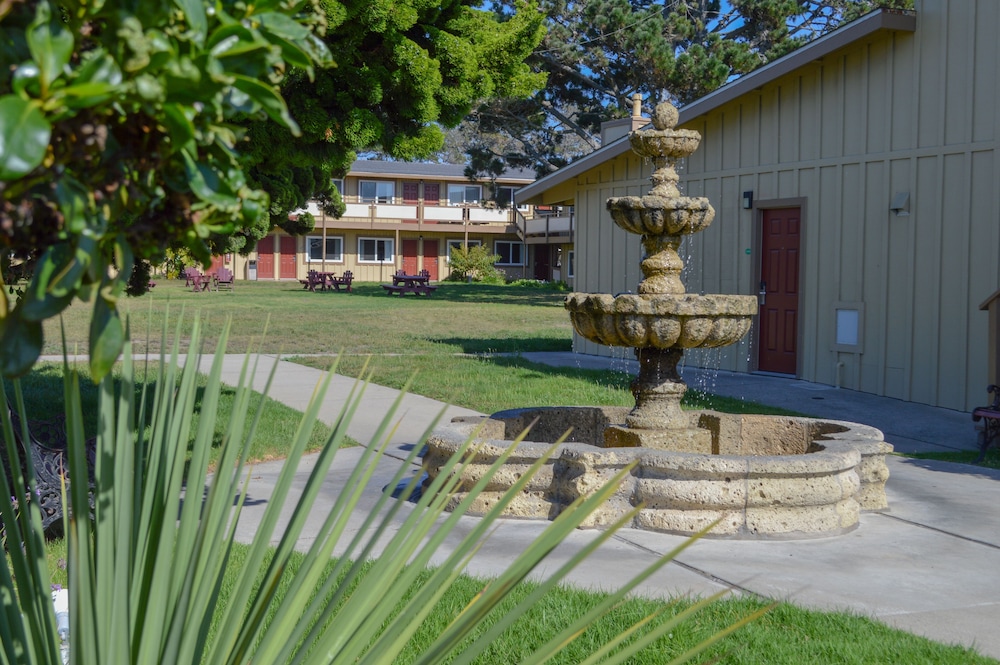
[
  {"xmin": 7, "ymin": 363, "xmax": 238, "ymax": 453},
  {"xmin": 427, "ymin": 336, "xmax": 571, "ymax": 354},
  {"xmin": 317, "ymin": 282, "xmax": 570, "ymax": 307}
]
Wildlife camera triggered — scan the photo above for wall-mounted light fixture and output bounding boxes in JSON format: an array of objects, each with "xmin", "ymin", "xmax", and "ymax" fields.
[
  {"xmin": 890, "ymin": 192, "xmax": 910, "ymax": 216},
  {"xmin": 742, "ymin": 191, "xmax": 753, "ymax": 210}
]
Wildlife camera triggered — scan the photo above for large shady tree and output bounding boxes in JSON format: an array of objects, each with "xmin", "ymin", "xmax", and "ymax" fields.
[
  {"xmin": 239, "ymin": 0, "xmax": 546, "ymax": 242},
  {"xmin": 0, "ymin": 0, "xmax": 545, "ymax": 381}
]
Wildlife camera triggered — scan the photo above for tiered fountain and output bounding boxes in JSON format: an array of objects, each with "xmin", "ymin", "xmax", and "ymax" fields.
[
  {"xmin": 564, "ymin": 101, "xmax": 757, "ymax": 452},
  {"xmin": 425, "ymin": 102, "xmax": 892, "ymax": 538}
]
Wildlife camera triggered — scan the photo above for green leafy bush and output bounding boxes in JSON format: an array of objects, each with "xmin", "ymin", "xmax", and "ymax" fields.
[{"xmin": 446, "ymin": 245, "xmax": 505, "ymax": 284}]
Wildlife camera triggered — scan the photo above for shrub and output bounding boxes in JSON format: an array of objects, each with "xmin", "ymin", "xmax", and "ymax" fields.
[{"xmin": 446, "ymin": 245, "xmax": 505, "ymax": 283}]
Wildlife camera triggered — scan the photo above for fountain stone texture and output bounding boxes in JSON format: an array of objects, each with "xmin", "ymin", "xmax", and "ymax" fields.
[
  {"xmin": 424, "ymin": 102, "xmax": 892, "ymax": 538},
  {"xmin": 565, "ymin": 101, "xmax": 758, "ymax": 452}
]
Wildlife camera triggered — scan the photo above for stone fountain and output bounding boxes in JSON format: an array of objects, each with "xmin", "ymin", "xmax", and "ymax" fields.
[
  {"xmin": 424, "ymin": 102, "xmax": 892, "ymax": 539},
  {"xmin": 564, "ymin": 101, "xmax": 758, "ymax": 452}
]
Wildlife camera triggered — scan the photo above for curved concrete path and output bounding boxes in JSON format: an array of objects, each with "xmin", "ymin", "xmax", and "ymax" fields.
[{"xmin": 203, "ymin": 353, "xmax": 1000, "ymax": 661}]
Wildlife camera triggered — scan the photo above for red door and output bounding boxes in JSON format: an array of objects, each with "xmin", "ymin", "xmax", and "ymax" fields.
[
  {"xmin": 402, "ymin": 182, "xmax": 419, "ymax": 204},
  {"xmin": 758, "ymin": 208, "xmax": 800, "ymax": 374},
  {"xmin": 279, "ymin": 236, "xmax": 296, "ymax": 278},
  {"xmin": 424, "ymin": 183, "xmax": 440, "ymax": 206},
  {"xmin": 402, "ymin": 238, "xmax": 419, "ymax": 274},
  {"xmin": 422, "ymin": 239, "xmax": 439, "ymax": 280},
  {"xmin": 257, "ymin": 235, "xmax": 274, "ymax": 279}
]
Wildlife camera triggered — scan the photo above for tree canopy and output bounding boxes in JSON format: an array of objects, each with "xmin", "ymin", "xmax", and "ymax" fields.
[
  {"xmin": 0, "ymin": 0, "xmax": 545, "ymax": 380},
  {"xmin": 237, "ymin": 0, "xmax": 546, "ymax": 243},
  {"xmin": 457, "ymin": 0, "xmax": 913, "ymax": 177}
]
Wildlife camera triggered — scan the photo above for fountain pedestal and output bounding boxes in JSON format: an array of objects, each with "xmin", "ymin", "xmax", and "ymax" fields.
[{"xmin": 604, "ymin": 348, "xmax": 714, "ymax": 452}]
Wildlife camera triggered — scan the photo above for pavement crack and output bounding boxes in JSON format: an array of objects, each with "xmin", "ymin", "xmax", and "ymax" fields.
[
  {"xmin": 876, "ymin": 512, "xmax": 1000, "ymax": 550},
  {"xmin": 611, "ymin": 534, "xmax": 763, "ymax": 598}
]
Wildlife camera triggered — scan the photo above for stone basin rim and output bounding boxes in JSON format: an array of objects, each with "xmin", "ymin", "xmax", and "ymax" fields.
[
  {"xmin": 565, "ymin": 293, "xmax": 760, "ymax": 316},
  {"xmin": 423, "ymin": 408, "xmax": 893, "ymax": 539}
]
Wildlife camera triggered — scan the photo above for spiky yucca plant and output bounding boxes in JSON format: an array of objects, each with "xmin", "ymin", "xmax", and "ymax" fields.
[{"xmin": 0, "ymin": 320, "xmax": 761, "ymax": 664}]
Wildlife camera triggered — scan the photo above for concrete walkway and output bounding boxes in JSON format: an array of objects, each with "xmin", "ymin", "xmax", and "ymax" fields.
[{"xmin": 203, "ymin": 353, "xmax": 1000, "ymax": 661}]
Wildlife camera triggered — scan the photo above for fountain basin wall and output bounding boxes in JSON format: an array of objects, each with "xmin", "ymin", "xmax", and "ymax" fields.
[{"xmin": 423, "ymin": 407, "xmax": 892, "ymax": 539}]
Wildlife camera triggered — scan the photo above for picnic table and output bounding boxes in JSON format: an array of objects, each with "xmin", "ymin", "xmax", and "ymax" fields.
[
  {"xmin": 190, "ymin": 272, "xmax": 217, "ymax": 292},
  {"xmin": 301, "ymin": 270, "xmax": 353, "ymax": 292},
  {"xmin": 382, "ymin": 270, "xmax": 437, "ymax": 296}
]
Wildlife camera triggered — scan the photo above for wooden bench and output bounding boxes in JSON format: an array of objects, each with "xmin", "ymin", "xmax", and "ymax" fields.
[
  {"xmin": 381, "ymin": 284, "xmax": 437, "ymax": 296},
  {"xmin": 972, "ymin": 384, "xmax": 1000, "ymax": 461}
]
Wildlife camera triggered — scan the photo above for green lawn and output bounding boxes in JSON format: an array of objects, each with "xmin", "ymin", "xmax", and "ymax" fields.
[
  {"xmin": 42, "ymin": 279, "xmax": 574, "ymax": 357},
  {"xmin": 20, "ymin": 279, "xmax": 998, "ymax": 662}
]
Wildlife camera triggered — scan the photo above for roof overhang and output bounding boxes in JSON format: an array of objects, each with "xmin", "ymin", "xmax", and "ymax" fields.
[{"xmin": 516, "ymin": 8, "xmax": 917, "ymax": 205}]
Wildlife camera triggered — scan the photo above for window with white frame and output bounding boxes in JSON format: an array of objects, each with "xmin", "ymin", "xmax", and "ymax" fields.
[
  {"xmin": 306, "ymin": 236, "xmax": 344, "ymax": 262},
  {"xmin": 446, "ymin": 238, "xmax": 482, "ymax": 262},
  {"xmin": 447, "ymin": 184, "xmax": 481, "ymax": 206},
  {"xmin": 567, "ymin": 250, "xmax": 575, "ymax": 278},
  {"xmin": 359, "ymin": 180, "xmax": 394, "ymax": 203},
  {"xmin": 358, "ymin": 237, "xmax": 394, "ymax": 263},
  {"xmin": 494, "ymin": 240, "xmax": 524, "ymax": 266},
  {"xmin": 331, "ymin": 178, "xmax": 344, "ymax": 195}
]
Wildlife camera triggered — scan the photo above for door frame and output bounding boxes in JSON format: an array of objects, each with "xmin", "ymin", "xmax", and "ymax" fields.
[{"xmin": 750, "ymin": 197, "xmax": 806, "ymax": 375}]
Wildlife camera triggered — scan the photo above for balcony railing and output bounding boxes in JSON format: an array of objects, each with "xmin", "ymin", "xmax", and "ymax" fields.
[{"xmin": 295, "ymin": 198, "xmax": 518, "ymax": 226}]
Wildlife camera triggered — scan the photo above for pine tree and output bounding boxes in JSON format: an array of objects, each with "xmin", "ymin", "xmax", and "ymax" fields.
[{"xmin": 461, "ymin": 0, "xmax": 913, "ymax": 177}]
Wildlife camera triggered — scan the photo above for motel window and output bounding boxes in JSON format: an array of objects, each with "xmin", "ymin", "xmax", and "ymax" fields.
[
  {"xmin": 567, "ymin": 250, "xmax": 575, "ymax": 278},
  {"xmin": 360, "ymin": 180, "xmax": 394, "ymax": 203},
  {"xmin": 447, "ymin": 184, "xmax": 481, "ymax": 206},
  {"xmin": 331, "ymin": 179, "xmax": 344, "ymax": 195},
  {"xmin": 306, "ymin": 236, "xmax": 343, "ymax": 262},
  {"xmin": 358, "ymin": 237, "xmax": 394, "ymax": 263},
  {"xmin": 495, "ymin": 240, "xmax": 524, "ymax": 266}
]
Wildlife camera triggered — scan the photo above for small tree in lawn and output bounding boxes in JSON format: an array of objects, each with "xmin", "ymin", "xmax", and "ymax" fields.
[{"xmin": 447, "ymin": 244, "xmax": 505, "ymax": 284}]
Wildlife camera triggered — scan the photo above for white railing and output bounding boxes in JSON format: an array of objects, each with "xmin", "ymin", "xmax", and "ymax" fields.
[
  {"xmin": 423, "ymin": 206, "xmax": 465, "ymax": 222},
  {"xmin": 523, "ymin": 214, "xmax": 574, "ymax": 236}
]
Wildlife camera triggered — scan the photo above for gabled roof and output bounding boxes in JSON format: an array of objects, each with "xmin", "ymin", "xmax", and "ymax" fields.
[
  {"xmin": 348, "ymin": 159, "xmax": 536, "ymax": 184},
  {"xmin": 516, "ymin": 8, "xmax": 917, "ymax": 205}
]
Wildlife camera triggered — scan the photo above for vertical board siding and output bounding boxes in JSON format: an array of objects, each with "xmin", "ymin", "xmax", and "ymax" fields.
[{"xmin": 571, "ymin": 0, "xmax": 996, "ymax": 410}]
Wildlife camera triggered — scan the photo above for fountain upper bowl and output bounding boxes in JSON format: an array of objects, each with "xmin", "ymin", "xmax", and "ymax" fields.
[
  {"xmin": 629, "ymin": 129, "xmax": 702, "ymax": 159},
  {"xmin": 608, "ymin": 196, "xmax": 714, "ymax": 236},
  {"xmin": 565, "ymin": 293, "xmax": 758, "ymax": 349}
]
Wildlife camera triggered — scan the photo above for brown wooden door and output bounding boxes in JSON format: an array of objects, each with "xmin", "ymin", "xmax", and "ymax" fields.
[
  {"xmin": 402, "ymin": 238, "xmax": 419, "ymax": 274},
  {"xmin": 279, "ymin": 235, "xmax": 296, "ymax": 278},
  {"xmin": 402, "ymin": 182, "xmax": 419, "ymax": 204},
  {"xmin": 257, "ymin": 235, "xmax": 274, "ymax": 279},
  {"xmin": 422, "ymin": 239, "xmax": 439, "ymax": 280},
  {"xmin": 758, "ymin": 208, "xmax": 800, "ymax": 374}
]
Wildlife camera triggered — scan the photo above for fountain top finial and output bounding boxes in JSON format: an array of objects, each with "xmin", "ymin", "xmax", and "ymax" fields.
[{"xmin": 651, "ymin": 102, "xmax": 679, "ymax": 131}]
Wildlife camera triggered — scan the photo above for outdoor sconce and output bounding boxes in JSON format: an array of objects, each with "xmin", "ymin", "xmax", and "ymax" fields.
[
  {"xmin": 890, "ymin": 192, "xmax": 910, "ymax": 216},
  {"xmin": 742, "ymin": 191, "xmax": 753, "ymax": 209}
]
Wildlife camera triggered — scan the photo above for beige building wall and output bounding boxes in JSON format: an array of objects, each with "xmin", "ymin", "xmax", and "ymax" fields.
[{"xmin": 574, "ymin": 0, "xmax": 999, "ymax": 411}]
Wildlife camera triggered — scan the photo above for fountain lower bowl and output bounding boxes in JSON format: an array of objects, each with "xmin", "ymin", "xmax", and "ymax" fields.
[
  {"xmin": 424, "ymin": 407, "xmax": 892, "ymax": 539},
  {"xmin": 607, "ymin": 195, "xmax": 715, "ymax": 236},
  {"xmin": 565, "ymin": 293, "xmax": 758, "ymax": 348}
]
